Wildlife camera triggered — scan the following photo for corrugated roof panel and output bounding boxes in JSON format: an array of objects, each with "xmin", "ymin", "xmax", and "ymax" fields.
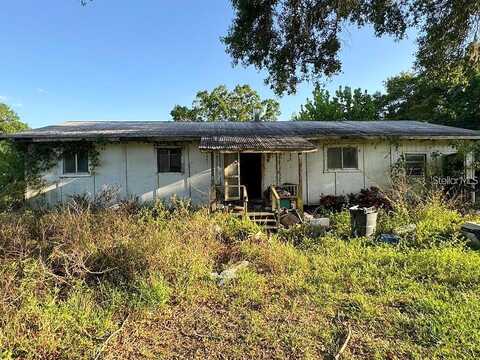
[
  {"xmin": 199, "ymin": 135, "xmax": 317, "ymax": 152},
  {"xmin": 4, "ymin": 120, "xmax": 480, "ymax": 141}
]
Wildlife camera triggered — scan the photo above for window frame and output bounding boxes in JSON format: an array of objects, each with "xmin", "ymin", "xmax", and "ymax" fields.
[
  {"xmin": 156, "ymin": 147, "xmax": 183, "ymax": 174},
  {"xmin": 62, "ymin": 150, "xmax": 90, "ymax": 175},
  {"xmin": 404, "ymin": 153, "xmax": 427, "ymax": 177},
  {"xmin": 325, "ymin": 145, "xmax": 359, "ymax": 171}
]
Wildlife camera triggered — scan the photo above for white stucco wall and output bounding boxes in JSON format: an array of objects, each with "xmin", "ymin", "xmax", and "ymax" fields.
[
  {"xmin": 27, "ymin": 141, "xmax": 211, "ymax": 206},
  {"xmin": 28, "ymin": 139, "xmax": 461, "ymax": 207},
  {"xmin": 301, "ymin": 139, "xmax": 458, "ymax": 205},
  {"xmin": 261, "ymin": 139, "xmax": 459, "ymax": 205}
]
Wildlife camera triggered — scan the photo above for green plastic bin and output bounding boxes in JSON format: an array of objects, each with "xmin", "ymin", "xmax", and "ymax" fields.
[{"xmin": 279, "ymin": 198, "xmax": 292, "ymax": 209}]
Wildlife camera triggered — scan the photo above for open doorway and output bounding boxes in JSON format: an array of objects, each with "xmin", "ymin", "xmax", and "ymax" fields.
[{"xmin": 240, "ymin": 153, "xmax": 262, "ymax": 200}]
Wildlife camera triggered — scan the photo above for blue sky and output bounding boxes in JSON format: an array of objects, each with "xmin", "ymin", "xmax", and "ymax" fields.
[{"xmin": 1, "ymin": 1, "xmax": 417, "ymax": 128}]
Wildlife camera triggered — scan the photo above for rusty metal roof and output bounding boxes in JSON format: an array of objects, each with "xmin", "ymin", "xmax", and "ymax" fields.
[
  {"xmin": 199, "ymin": 135, "xmax": 317, "ymax": 152},
  {"xmin": 4, "ymin": 120, "xmax": 480, "ymax": 141}
]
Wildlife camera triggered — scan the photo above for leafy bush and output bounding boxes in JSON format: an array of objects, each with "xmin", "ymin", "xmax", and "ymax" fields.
[
  {"xmin": 317, "ymin": 187, "xmax": 391, "ymax": 215},
  {"xmin": 411, "ymin": 195, "xmax": 463, "ymax": 248},
  {"xmin": 348, "ymin": 186, "xmax": 392, "ymax": 211},
  {"xmin": 217, "ymin": 213, "xmax": 264, "ymax": 243},
  {"xmin": 0, "ymin": 104, "xmax": 28, "ymax": 211},
  {"xmin": 318, "ymin": 194, "xmax": 348, "ymax": 212},
  {"xmin": 329, "ymin": 210, "xmax": 352, "ymax": 238}
]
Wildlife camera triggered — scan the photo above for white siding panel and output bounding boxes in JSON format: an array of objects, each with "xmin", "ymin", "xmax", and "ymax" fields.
[
  {"xmin": 305, "ymin": 147, "xmax": 333, "ymax": 203},
  {"xmin": 187, "ymin": 143, "xmax": 211, "ymax": 205},
  {"xmin": 263, "ymin": 153, "xmax": 277, "ymax": 192},
  {"xmin": 94, "ymin": 143, "xmax": 127, "ymax": 199},
  {"xmin": 278, "ymin": 153, "xmax": 299, "ymax": 185},
  {"xmin": 363, "ymin": 142, "xmax": 392, "ymax": 190},
  {"xmin": 59, "ymin": 176, "xmax": 95, "ymax": 202},
  {"xmin": 126, "ymin": 143, "xmax": 156, "ymax": 202}
]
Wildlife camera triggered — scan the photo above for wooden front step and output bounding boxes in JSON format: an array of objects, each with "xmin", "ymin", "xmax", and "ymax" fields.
[{"xmin": 247, "ymin": 212, "xmax": 276, "ymax": 217}]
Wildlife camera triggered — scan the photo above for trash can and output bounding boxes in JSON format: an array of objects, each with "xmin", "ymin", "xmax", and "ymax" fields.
[
  {"xmin": 349, "ymin": 206, "xmax": 378, "ymax": 237},
  {"xmin": 461, "ymin": 222, "xmax": 480, "ymax": 250}
]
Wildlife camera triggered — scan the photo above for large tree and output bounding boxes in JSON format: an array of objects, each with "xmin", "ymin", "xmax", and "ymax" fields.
[
  {"xmin": 294, "ymin": 69, "xmax": 480, "ymax": 128},
  {"xmin": 0, "ymin": 104, "xmax": 28, "ymax": 209},
  {"xmin": 170, "ymin": 84, "xmax": 280, "ymax": 122},
  {"xmin": 224, "ymin": 0, "xmax": 480, "ymax": 95},
  {"xmin": 293, "ymin": 85, "xmax": 383, "ymax": 121},
  {"xmin": 383, "ymin": 71, "xmax": 480, "ymax": 129}
]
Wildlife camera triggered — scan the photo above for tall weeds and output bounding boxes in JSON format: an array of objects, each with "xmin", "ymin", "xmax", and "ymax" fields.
[{"xmin": 1, "ymin": 197, "xmax": 480, "ymax": 359}]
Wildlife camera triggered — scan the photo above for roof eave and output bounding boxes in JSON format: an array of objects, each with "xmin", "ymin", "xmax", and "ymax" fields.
[{"xmin": 5, "ymin": 134, "xmax": 480, "ymax": 142}]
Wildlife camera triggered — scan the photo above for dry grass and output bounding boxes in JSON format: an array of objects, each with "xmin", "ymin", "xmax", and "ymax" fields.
[{"xmin": 1, "ymin": 199, "xmax": 480, "ymax": 359}]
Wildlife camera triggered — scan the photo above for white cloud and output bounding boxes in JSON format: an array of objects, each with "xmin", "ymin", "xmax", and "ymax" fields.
[
  {"xmin": 13, "ymin": 103, "xmax": 23, "ymax": 108},
  {"xmin": 0, "ymin": 95, "xmax": 8, "ymax": 102},
  {"xmin": 36, "ymin": 88, "xmax": 48, "ymax": 94}
]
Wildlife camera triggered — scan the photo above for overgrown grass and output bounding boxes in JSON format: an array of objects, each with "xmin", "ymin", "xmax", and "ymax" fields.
[{"xmin": 1, "ymin": 198, "xmax": 480, "ymax": 359}]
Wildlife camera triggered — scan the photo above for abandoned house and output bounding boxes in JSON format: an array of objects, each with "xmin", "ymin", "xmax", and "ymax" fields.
[{"xmin": 5, "ymin": 121, "xmax": 480, "ymax": 218}]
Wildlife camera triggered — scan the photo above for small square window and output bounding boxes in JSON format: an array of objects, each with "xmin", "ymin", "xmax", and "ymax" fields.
[
  {"xmin": 327, "ymin": 146, "xmax": 358, "ymax": 170},
  {"xmin": 63, "ymin": 150, "xmax": 89, "ymax": 174},
  {"xmin": 157, "ymin": 148, "xmax": 182, "ymax": 173},
  {"xmin": 405, "ymin": 154, "xmax": 426, "ymax": 176}
]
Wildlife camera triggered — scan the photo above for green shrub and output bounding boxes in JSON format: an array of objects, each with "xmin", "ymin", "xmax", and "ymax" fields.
[
  {"xmin": 132, "ymin": 273, "xmax": 171, "ymax": 308},
  {"xmin": 413, "ymin": 202, "xmax": 463, "ymax": 248},
  {"xmin": 217, "ymin": 213, "xmax": 264, "ymax": 243},
  {"xmin": 329, "ymin": 210, "xmax": 351, "ymax": 238}
]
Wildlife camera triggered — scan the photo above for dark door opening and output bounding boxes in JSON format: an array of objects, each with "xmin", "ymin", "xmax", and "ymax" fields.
[{"xmin": 240, "ymin": 153, "xmax": 262, "ymax": 200}]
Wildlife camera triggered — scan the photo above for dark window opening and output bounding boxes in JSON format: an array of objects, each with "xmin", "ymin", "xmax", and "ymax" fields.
[
  {"xmin": 157, "ymin": 148, "xmax": 182, "ymax": 173},
  {"xmin": 327, "ymin": 146, "xmax": 358, "ymax": 170},
  {"xmin": 405, "ymin": 154, "xmax": 427, "ymax": 176},
  {"xmin": 63, "ymin": 151, "xmax": 89, "ymax": 174}
]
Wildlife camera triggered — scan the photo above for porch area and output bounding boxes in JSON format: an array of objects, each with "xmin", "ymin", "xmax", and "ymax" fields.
[{"xmin": 200, "ymin": 135, "xmax": 317, "ymax": 230}]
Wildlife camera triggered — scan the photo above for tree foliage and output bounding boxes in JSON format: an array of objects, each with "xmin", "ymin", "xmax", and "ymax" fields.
[
  {"xmin": 293, "ymin": 85, "xmax": 382, "ymax": 121},
  {"xmin": 0, "ymin": 104, "xmax": 28, "ymax": 209},
  {"xmin": 224, "ymin": 0, "xmax": 480, "ymax": 94},
  {"xmin": 0, "ymin": 103, "xmax": 27, "ymax": 133},
  {"xmin": 294, "ymin": 69, "xmax": 480, "ymax": 129},
  {"xmin": 383, "ymin": 71, "xmax": 480, "ymax": 129},
  {"xmin": 170, "ymin": 84, "xmax": 280, "ymax": 122}
]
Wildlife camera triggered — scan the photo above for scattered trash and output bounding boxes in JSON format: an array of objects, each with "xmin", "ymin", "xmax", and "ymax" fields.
[
  {"xmin": 304, "ymin": 212, "xmax": 314, "ymax": 220},
  {"xmin": 461, "ymin": 222, "xmax": 480, "ymax": 250},
  {"xmin": 393, "ymin": 223, "xmax": 416, "ymax": 235},
  {"xmin": 279, "ymin": 211, "xmax": 302, "ymax": 227},
  {"xmin": 108, "ymin": 203, "xmax": 121, "ymax": 210},
  {"xmin": 349, "ymin": 206, "xmax": 378, "ymax": 237},
  {"xmin": 303, "ymin": 214, "xmax": 330, "ymax": 237},
  {"xmin": 377, "ymin": 233, "xmax": 401, "ymax": 245},
  {"xmin": 308, "ymin": 217, "xmax": 330, "ymax": 228},
  {"xmin": 210, "ymin": 261, "xmax": 250, "ymax": 286},
  {"xmin": 334, "ymin": 324, "xmax": 352, "ymax": 360}
]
